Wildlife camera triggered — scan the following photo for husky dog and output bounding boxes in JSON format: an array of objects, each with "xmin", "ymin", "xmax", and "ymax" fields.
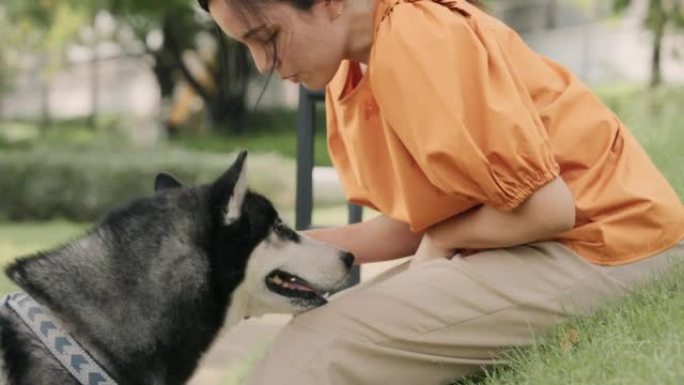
[{"xmin": 0, "ymin": 151, "xmax": 354, "ymax": 384}]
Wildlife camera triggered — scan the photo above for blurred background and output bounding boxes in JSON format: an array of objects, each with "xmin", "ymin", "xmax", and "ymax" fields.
[{"xmin": 0, "ymin": 0, "xmax": 682, "ymax": 383}]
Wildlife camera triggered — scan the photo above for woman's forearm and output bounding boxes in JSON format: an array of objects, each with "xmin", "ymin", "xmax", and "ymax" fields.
[
  {"xmin": 302, "ymin": 214, "xmax": 422, "ymax": 264},
  {"xmin": 428, "ymin": 177, "xmax": 576, "ymax": 250}
]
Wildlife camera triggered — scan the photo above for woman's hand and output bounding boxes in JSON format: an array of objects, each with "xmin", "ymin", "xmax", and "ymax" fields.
[{"xmin": 409, "ymin": 234, "xmax": 454, "ymax": 268}]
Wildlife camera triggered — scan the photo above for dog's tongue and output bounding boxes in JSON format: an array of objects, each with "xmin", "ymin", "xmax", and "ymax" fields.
[{"xmin": 290, "ymin": 282, "xmax": 314, "ymax": 292}]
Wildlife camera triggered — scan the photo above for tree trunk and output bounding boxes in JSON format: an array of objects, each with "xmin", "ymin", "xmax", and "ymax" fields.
[
  {"xmin": 161, "ymin": 15, "xmax": 250, "ymax": 134},
  {"xmin": 87, "ymin": 34, "xmax": 100, "ymax": 131},
  {"xmin": 39, "ymin": 75, "xmax": 51, "ymax": 134},
  {"xmin": 152, "ymin": 44, "xmax": 180, "ymax": 137},
  {"xmin": 546, "ymin": 0, "xmax": 558, "ymax": 29},
  {"xmin": 162, "ymin": 18, "xmax": 212, "ymax": 102},
  {"xmin": 152, "ymin": 50, "xmax": 176, "ymax": 100},
  {"xmin": 168, "ymin": 22, "xmax": 249, "ymax": 132},
  {"xmin": 208, "ymin": 41, "xmax": 249, "ymax": 134},
  {"xmin": 649, "ymin": 0, "xmax": 665, "ymax": 88},
  {"xmin": 206, "ymin": 95, "xmax": 246, "ymax": 133},
  {"xmin": 0, "ymin": 59, "xmax": 5, "ymax": 120}
]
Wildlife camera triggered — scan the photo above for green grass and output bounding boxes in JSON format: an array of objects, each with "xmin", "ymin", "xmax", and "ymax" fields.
[
  {"xmin": 172, "ymin": 108, "xmax": 333, "ymax": 167},
  {"xmin": 0, "ymin": 115, "xmax": 133, "ymax": 149},
  {"xmin": 175, "ymin": 130, "xmax": 331, "ymax": 167},
  {"xmin": 0, "ymin": 221, "xmax": 87, "ymax": 294},
  {"xmin": 596, "ymin": 84, "xmax": 684, "ymax": 197},
  {"xmin": 0, "ymin": 109, "xmax": 335, "ymax": 166},
  {"xmin": 456, "ymin": 259, "xmax": 684, "ymax": 385}
]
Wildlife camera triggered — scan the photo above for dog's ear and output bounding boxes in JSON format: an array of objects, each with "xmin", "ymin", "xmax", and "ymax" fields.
[
  {"xmin": 155, "ymin": 172, "xmax": 184, "ymax": 192},
  {"xmin": 5, "ymin": 258, "xmax": 28, "ymax": 287},
  {"xmin": 212, "ymin": 151, "xmax": 248, "ymax": 225}
]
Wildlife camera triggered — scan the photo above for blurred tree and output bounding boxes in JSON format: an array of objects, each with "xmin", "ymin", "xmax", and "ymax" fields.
[
  {"xmin": 0, "ymin": 6, "xmax": 16, "ymax": 119},
  {"xmin": 3, "ymin": 0, "xmax": 89, "ymax": 130},
  {"xmin": 613, "ymin": 0, "xmax": 684, "ymax": 87},
  {"xmin": 104, "ymin": 0, "xmax": 249, "ymax": 134},
  {"xmin": 4, "ymin": 0, "xmax": 249, "ymax": 134}
]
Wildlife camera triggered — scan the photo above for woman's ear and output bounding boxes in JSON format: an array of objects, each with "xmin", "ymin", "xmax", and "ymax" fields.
[{"xmin": 324, "ymin": 0, "xmax": 345, "ymax": 20}]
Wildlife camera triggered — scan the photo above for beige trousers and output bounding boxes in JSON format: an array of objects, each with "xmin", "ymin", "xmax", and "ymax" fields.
[{"xmin": 245, "ymin": 241, "xmax": 683, "ymax": 385}]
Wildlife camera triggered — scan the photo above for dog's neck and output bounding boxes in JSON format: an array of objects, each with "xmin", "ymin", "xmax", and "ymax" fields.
[
  {"xmin": 224, "ymin": 284, "xmax": 266, "ymax": 328},
  {"xmin": 6, "ymin": 230, "xmax": 230, "ymax": 384}
]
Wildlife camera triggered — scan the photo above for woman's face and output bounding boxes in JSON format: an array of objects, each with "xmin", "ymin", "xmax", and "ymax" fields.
[{"xmin": 209, "ymin": 0, "xmax": 347, "ymax": 90}]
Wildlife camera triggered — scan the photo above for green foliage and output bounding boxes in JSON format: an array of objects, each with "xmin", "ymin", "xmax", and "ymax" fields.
[
  {"xmin": 608, "ymin": 0, "xmax": 683, "ymax": 86},
  {"xmin": 1, "ymin": 0, "xmax": 248, "ymax": 132},
  {"xmin": 595, "ymin": 84, "xmax": 684, "ymax": 198},
  {"xmin": 3, "ymin": 0, "xmax": 90, "ymax": 77},
  {"xmin": 0, "ymin": 149, "xmax": 296, "ymax": 222},
  {"xmin": 175, "ymin": 131, "xmax": 332, "ymax": 167},
  {"xmin": 0, "ymin": 220, "xmax": 88, "ymax": 293},
  {"xmin": 612, "ymin": 0, "xmax": 631, "ymax": 13},
  {"xmin": 0, "ymin": 10, "xmax": 17, "ymax": 96},
  {"xmin": 676, "ymin": 1, "xmax": 684, "ymax": 27},
  {"xmin": 107, "ymin": 0, "xmax": 204, "ymax": 48},
  {"xmin": 173, "ymin": 108, "xmax": 334, "ymax": 166}
]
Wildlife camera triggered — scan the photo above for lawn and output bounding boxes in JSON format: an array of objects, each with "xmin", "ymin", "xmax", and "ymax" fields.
[
  {"xmin": 0, "ymin": 221, "xmax": 87, "ymax": 294},
  {"xmin": 457, "ymin": 258, "xmax": 684, "ymax": 385}
]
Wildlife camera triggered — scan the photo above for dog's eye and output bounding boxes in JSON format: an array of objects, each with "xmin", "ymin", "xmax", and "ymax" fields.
[
  {"xmin": 273, "ymin": 223, "xmax": 288, "ymax": 237},
  {"xmin": 272, "ymin": 222, "xmax": 300, "ymax": 242}
]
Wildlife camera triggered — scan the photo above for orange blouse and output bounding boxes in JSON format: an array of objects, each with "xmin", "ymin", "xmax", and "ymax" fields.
[{"xmin": 325, "ymin": 0, "xmax": 684, "ymax": 265}]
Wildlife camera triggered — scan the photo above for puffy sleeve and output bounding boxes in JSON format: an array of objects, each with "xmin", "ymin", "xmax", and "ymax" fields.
[{"xmin": 370, "ymin": 1, "xmax": 560, "ymax": 212}]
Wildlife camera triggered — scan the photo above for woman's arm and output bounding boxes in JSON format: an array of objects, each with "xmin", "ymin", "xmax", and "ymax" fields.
[
  {"xmin": 304, "ymin": 176, "xmax": 573, "ymax": 266},
  {"xmin": 303, "ymin": 214, "xmax": 422, "ymax": 265},
  {"xmin": 428, "ymin": 176, "xmax": 576, "ymax": 251}
]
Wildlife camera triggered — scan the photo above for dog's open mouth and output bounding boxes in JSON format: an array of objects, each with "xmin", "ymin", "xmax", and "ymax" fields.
[{"xmin": 265, "ymin": 270, "xmax": 330, "ymax": 304}]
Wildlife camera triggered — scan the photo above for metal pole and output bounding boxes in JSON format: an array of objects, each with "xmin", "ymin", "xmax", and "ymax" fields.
[
  {"xmin": 296, "ymin": 87, "xmax": 361, "ymax": 286},
  {"xmin": 295, "ymin": 86, "xmax": 315, "ymax": 231}
]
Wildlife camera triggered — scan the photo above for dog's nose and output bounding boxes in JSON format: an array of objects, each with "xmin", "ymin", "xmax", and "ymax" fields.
[{"xmin": 341, "ymin": 252, "xmax": 355, "ymax": 268}]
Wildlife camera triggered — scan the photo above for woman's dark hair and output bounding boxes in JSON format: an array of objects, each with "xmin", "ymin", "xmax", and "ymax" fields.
[{"xmin": 197, "ymin": 0, "xmax": 484, "ymax": 106}]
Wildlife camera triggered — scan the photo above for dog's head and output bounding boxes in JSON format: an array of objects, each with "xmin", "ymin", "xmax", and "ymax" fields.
[
  {"xmin": 7, "ymin": 151, "xmax": 353, "ymax": 328},
  {"xmin": 3, "ymin": 151, "xmax": 353, "ymax": 381},
  {"xmin": 154, "ymin": 151, "xmax": 354, "ymax": 321}
]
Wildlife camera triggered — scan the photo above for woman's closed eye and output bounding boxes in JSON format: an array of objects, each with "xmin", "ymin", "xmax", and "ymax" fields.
[
  {"xmin": 263, "ymin": 28, "xmax": 281, "ymax": 65},
  {"xmin": 252, "ymin": 27, "xmax": 280, "ymax": 58}
]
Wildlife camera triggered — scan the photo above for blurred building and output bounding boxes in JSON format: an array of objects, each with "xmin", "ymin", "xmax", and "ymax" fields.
[{"xmin": 490, "ymin": 0, "xmax": 684, "ymax": 85}]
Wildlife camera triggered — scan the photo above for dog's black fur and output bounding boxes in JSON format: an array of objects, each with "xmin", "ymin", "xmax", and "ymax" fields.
[{"xmin": 0, "ymin": 152, "xmax": 352, "ymax": 384}]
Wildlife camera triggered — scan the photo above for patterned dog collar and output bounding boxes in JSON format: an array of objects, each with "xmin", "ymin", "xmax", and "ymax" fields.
[{"xmin": 3, "ymin": 292, "xmax": 118, "ymax": 385}]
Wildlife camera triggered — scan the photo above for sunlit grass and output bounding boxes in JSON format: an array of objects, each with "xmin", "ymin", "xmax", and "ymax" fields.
[
  {"xmin": 0, "ymin": 220, "xmax": 87, "ymax": 294},
  {"xmin": 596, "ymin": 85, "xmax": 684, "ymax": 197},
  {"xmin": 455, "ymin": 260, "xmax": 684, "ymax": 385}
]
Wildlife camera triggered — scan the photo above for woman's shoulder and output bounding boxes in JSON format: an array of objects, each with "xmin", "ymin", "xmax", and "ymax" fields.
[
  {"xmin": 376, "ymin": 0, "xmax": 475, "ymax": 14},
  {"xmin": 373, "ymin": 0, "xmax": 510, "ymax": 40},
  {"xmin": 376, "ymin": 0, "xmax": 473, "ymax": 23},
  {"xmin": 369, "ymin": 0, "xmax": 480, "ymax": 72}
]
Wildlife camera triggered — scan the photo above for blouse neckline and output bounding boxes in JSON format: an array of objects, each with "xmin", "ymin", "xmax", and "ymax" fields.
[{"xmin": 337, "ymin": 61, "xmax": 370, "ymax": 103}]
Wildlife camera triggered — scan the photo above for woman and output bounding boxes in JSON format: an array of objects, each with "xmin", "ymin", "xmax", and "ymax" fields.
[{"xmin": 200, "ymin": 0, "xmax": 684, "ymax": 383}]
